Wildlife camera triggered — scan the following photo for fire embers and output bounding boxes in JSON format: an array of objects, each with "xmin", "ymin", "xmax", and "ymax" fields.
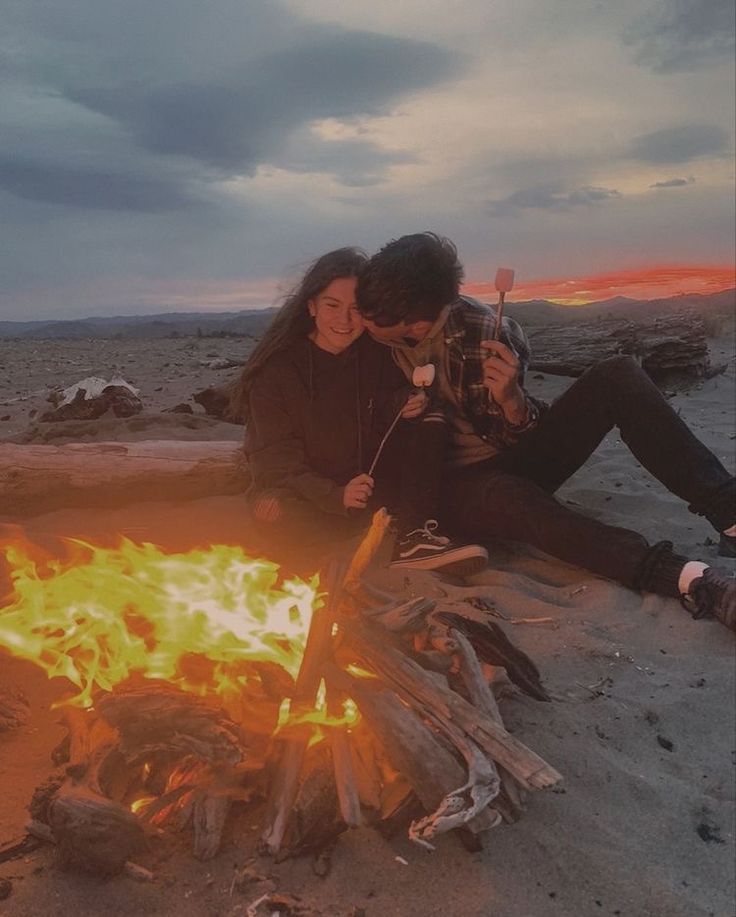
[{"xmin": 31, "ymin": 684, "xmax": 252, "ymax": 872}]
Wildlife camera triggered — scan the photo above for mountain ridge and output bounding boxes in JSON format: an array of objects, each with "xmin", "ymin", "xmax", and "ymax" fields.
[{"xmin": 1, "ymin": 290, "xmax": 732, "ymax": 340}]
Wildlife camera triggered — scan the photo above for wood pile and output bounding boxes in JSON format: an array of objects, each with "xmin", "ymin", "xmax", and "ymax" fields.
[{"xmin": 20, "ymin": 512, "xmax": 562, "ymax": 875}]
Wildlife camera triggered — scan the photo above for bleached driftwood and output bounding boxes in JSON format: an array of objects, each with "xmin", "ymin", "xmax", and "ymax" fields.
[
  {"xmin": 0, "ymin": 440, "xmax": 247, "ymax": 517},
  {"xmin": 526, "ymin": 314, "xmax": 713, "ymax": 381}
]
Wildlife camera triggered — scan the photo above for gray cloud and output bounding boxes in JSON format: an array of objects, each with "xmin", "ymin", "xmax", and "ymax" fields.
[
  {"xmin": 63, "ymin": 31, "xmax": 459, "ymax": 177},
  {"xmin": 2, "ymin": 3, "xmax": 462, "ymax": 205},
  {"xmin": 0, "ymin": 155, "xmax": 196, "ymax": 211},
  {"xmin": 273, "ymin": 131, "xmax": 417, "ymax": 187},
  {"xmin": 488, "ymin": 184, "xmax": 621, "ymax": 217},
  {"xmin": 624, "ymin": 0, "xmax": 735, "ymax": 72},
  {"xmin": 649, "ymin": 177, "xmax": 694, "ymax": 188},
  {"xmin": 627, "ymin": 124, "xmax": 729, "ymax": 163}
]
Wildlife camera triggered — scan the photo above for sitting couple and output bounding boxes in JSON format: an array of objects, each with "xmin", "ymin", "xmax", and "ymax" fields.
[{"xmin": 239, "ymin": 233, "xmax": 736, "ymax": 631}]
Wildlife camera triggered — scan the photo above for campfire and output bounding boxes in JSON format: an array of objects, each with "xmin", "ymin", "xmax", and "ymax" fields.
[{"xmin": 0, "ymin": 512, "xmax": 562, "ymax": 878}]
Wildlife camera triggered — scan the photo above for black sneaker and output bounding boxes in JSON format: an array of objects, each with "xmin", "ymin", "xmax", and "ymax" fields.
[
  {"xmin": 389, "ymin": 520, "xmax": 488, "ymax": 576},
  {"xmin": 681, "ymin": 567, "xmax": 736, "ymax": 631}
]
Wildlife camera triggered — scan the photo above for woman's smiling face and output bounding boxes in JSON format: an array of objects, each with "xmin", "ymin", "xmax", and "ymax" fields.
[{"xmin": 308, "ymin": 276, "xmax": 363, "ymax": 354}]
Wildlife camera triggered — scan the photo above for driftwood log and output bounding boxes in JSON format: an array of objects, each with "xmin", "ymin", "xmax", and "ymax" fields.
[
  {"xmin": 526, "ymin": 314, "xmax": 713, "ymax": 381},
  {"xmin": 0, "ymin": 440, "xmax": 247, "ymax": 517}
]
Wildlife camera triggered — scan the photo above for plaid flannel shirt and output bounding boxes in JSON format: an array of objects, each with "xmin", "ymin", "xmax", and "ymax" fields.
[{"xmin": 443, "ymin": 295, "xmax": 548, "ymax": 450}]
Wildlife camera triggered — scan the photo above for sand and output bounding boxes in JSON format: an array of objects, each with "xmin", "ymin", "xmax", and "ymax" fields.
[{"xmin": 0, "ymin": 330, "xmax": 734, "ymax": 917}]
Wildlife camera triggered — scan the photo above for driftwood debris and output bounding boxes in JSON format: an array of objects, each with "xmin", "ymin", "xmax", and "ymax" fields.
[
  {"xmin": 193, "ymin": 377, "xmax": 243, "ymax": 424},
  {"xmin": 527, "ymin": 314, "xmax": 713, "ymax": 381},
  {"xmin": 42, "ymin": 385, "xmax": 143, "ymax": 423}
]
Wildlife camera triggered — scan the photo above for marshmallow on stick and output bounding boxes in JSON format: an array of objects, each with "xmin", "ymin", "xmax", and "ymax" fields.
[
  {"xmin": 367, "ymin": 364, "xmax": 436, "ymax": 477},
  {"xmin": 492, "ymin": 267, "xmax": 515, "ymax": 340}
]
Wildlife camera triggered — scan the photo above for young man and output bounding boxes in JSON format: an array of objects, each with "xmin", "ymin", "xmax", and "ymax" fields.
[{"xmin": 356, "ymin": 232, "xmax": 736, "ymax": 631}]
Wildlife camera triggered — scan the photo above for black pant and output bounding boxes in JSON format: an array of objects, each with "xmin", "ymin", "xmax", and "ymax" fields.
[
  {"xmin": 441, "ymin": 356, "xmax": 735, "ymax": 596},
  {"xmin": 244, "ymin": 414, "xmax": 449, "ymax": 573}
]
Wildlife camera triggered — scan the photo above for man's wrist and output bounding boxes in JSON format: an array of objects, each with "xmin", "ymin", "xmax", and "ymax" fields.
[{"xmin": 501, "ymin": 392, "xmax": 529, "ymax": 426}]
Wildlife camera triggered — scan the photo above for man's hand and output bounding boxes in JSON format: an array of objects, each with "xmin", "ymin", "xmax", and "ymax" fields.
[
  {"xmin": 480, "ymin": 339, "xmax": 528, "ymax": 424},
  {"xmin": 400, "ymin": 388, "xmax": 428, "ymax": 419},
  {"xmin": 343, "ymin": 473, "xmax": 374, "ymax": 509}
]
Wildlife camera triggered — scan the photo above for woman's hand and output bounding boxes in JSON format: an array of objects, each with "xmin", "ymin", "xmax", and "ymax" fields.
[
  {"xmin": 343, "ymin": 473, "xmax": 374, "ymax": 509},
  {"xmin": 401, "ymin": 388, "xmax": 429, "ymax": 419},
  {"xmin": 480, "ymin": 339, "xmax": 528, "ymax": 424}
]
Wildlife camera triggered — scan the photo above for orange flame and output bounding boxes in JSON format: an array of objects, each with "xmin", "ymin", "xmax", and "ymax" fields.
[{"xmin": 0, "ymin": 533, "xmax": 320, "ymax": 711}]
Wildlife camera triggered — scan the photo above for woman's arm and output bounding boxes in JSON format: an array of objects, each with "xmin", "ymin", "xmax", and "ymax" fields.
[{"xmin": 245, "ymin": 373, "xmax": 347, "ymax": 515}]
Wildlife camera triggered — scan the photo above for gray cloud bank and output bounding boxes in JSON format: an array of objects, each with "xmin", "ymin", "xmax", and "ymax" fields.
[
  {"xmin": 624, "ymin": 0, "xmax": 735, "ymax": 71},
  {"xmin": 628, "ymin": 124, "xmax": 730, "ymax": 163}
]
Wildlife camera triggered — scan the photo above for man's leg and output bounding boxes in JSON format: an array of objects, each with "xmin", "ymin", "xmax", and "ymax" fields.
[
  {"xmin": 500, "ymin": 356, "xmax": 734, "ymax": 531},
  {"xmin": 375, "ymin": 417, "xmax": 489, "ymax": 574},
  {"xmin": 388, "ymin": 413, "xmax": 448, "ymax": 532},
  {"xmin": 442, "ymin": 464, "xmax": 686, "ymax": 596}
]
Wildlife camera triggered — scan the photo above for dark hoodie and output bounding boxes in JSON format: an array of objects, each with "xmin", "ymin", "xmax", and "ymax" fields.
[{"xmin": 244, "ymin": 334, "xmax": 408, "ymax": 515}]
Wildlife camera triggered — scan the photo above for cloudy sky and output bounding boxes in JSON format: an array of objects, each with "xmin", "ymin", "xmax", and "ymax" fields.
[{"xmin": 1, "ymin": 0, "xmax": 734, "ymax": 319}]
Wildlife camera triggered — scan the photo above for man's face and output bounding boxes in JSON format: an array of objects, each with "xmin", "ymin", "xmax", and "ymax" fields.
[{"xmin": 362, "ymin": 317, "xmax": 434, "ymax": 347}]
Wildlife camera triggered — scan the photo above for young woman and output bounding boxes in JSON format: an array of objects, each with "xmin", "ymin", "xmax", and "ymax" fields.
[{"xmin": 237, "ymin": 247, "xmax": 488, "ymax": 575}]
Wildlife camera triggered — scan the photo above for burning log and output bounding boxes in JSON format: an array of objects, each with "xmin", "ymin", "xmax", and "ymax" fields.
[
  {"xmin": 0, "ymin": 682, "xmax": 30, "ymax": 732},
  {"xmin": 48, "ymin": 789, "xmax": 145, "ymax": 875},
  {"xmin": 277, "ymin": 744, "xmax": 347, "ymax": 861},
  {"xmin": 262, "ymin": 510, "xmax": 390, "ymax": 855},
  {"xmin": 341, "ymin": 617, "xmax": 561, "ymax": 791},
  {"xmin": 29, "ymin": 684, "xmax": 254, "ymax": 868}
]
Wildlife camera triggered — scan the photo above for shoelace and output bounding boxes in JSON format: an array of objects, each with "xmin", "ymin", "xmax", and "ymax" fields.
[{"xmin": 403, "ymin": 519, "xmax": 450, "ymax": 546}]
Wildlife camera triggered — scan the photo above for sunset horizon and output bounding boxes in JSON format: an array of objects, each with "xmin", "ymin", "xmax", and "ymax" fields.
[{"xmin": 465, "ymin": 264, "xmax": 735, "ymax": 307}]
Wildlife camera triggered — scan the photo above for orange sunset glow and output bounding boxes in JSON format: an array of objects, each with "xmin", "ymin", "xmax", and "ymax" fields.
[{"xmin": 464, "ymin": 265, "xmax": 736, "ymax": 306}]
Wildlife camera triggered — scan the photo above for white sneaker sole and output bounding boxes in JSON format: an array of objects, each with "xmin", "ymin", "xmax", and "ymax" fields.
[{"xmin": 389, "ymin": 546, "xmax": 488, "ymax": 576}]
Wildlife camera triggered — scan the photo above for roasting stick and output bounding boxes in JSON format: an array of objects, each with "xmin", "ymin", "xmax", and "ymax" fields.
[
  {"xmin": 491, "ymin": 267, "xmax": 515, "ymax": 340},
  {"xmin": 366, "ymin": 365, "xmax": 436, "ymax": 477}
]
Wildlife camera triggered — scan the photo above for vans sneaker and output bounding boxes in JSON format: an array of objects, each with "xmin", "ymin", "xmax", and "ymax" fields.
[
  {"xmin": 389, "ymin": 519, "xmax": 488, "ymax": 577},
  {"xmin": 681, "ymin": 566, "xmax": 736, "ymax": 631}
]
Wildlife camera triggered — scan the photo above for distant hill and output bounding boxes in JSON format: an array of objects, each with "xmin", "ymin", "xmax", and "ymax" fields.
[
  {"xmin": 504, "ymin": 288, "xmax": 735, "ymax": 326},
  {"xmin": 0, "ymin": 289, "xmax": 732, "ymax": 340},
  {"xmin": 0, "ymin": 308, "xmax": 279, "ymax": 341}
]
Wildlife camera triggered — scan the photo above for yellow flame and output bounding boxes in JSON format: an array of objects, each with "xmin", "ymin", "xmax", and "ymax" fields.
[
  {"xmin": 0, "ymin": 534, "xmax": 320, "ymax": 710},
  {"xmin": 130, "ymin": 795, "xmax": 156, "ymax": 815}
]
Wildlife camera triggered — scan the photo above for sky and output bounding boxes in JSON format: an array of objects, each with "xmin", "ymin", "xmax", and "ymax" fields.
[{"xmin": 1, "ymin": 0, "xmax": 734, "ymax": 320}]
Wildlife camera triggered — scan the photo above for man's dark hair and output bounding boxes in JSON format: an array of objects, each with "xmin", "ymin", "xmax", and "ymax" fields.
[{"xmin": 357, "ymin": 232, "xmax": 464, "ymax": 326}]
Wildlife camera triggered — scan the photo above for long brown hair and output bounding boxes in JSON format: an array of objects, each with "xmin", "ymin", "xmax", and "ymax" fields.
[{"xmin": 235, "ymin": 247, "xmax": 367, "ymax": 421}]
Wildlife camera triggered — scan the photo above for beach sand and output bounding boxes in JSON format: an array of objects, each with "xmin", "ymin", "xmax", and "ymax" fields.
[{"xmin": 0, "ymin": 330, "xmax": 734, "ymax": 917}]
